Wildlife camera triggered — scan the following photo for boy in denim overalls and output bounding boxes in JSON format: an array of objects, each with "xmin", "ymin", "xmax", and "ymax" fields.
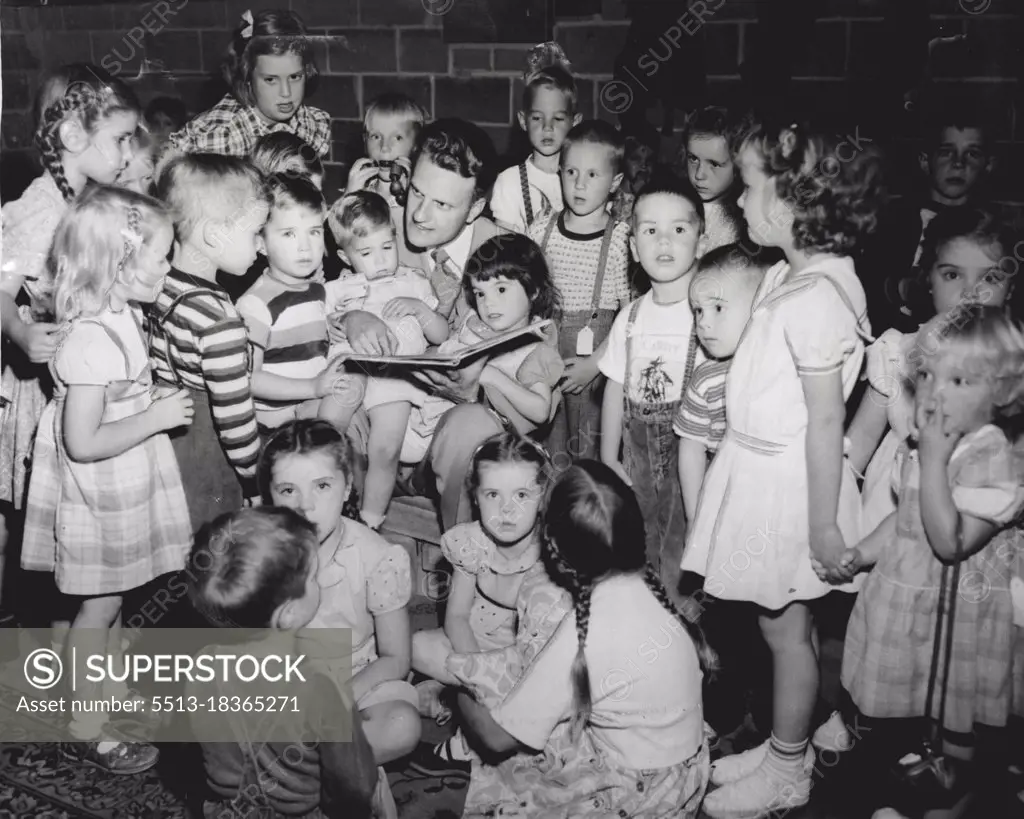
[{"xmin": 598, "ymin": 175, "xmax": 706, "ymax": 603}]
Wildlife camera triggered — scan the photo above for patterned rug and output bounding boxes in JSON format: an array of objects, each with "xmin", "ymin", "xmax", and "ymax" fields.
[{"xmin": 0, "ymin": 598, "xmax": 468, "ymax": 819}]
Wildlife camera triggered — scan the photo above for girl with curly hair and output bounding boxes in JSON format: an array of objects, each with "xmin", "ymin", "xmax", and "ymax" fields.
[
  {"xmin": 681, "ymin": 114, "xmax": 884, "ymax": 817},
  {"xmin": 841, "ymin": 306, "xmax": 1024, "ymax": 791}
]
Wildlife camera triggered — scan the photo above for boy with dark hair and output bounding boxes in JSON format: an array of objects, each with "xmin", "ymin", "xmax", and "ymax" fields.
[{"xmin": 868, "ymin": 102, "xmax": 996, "ymax": 334}]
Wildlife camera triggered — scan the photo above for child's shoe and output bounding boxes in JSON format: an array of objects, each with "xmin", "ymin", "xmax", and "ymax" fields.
[
  {"xmin": 710, "ymin": 739, "xmax": 815, "ymax": 787},
  {"xmin": 59, "ymin": 737, "xmax": 159, "ymax": 775},
  {"xmin": 703, "ymin": 764, "xmax": 811, "ymax": 819},
  {"xmin": 872, "ymin": 810, "xmax": 909, "ymax": 819},
  {"xmin": 812, "ymin": 710, "xmax": 854, "ymax": 752},
  {"xmin": 406, "ymin": 738, "xmax": 471, "ymax": 780}
]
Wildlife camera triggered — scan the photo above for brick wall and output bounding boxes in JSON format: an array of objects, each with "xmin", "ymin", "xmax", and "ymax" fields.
[{"xmin": 1, "ymin": 0, "xmax": 1021, "ymax": 207}]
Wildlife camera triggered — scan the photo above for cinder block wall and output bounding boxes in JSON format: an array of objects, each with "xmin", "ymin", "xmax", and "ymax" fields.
[{"xmin": 2, "ymin": 0, "xmax": 1021, "ymax": 208}]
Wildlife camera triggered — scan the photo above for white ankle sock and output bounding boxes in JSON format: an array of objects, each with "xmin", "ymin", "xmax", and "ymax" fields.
[
  {"xmin": 435, "ymin": 731, "xmax": 472, "ymax": 761},
  {"xmin": 764, "ymin": 733, "xmax": 808, "ymax": 781}
]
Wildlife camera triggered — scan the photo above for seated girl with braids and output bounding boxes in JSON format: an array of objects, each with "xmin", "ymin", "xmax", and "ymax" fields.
[{"xmin": 451, "ymin": 460, "xmax": 716, "ymax": 819}]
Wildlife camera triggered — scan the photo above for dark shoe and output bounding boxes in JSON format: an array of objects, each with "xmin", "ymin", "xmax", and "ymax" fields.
[
  {"xmin": 60, "ymin": 738, "xmax": 159, "ymax": 775},
  {"xmin": 406, "ymin": 740, "xmax": 470, "ymax": 780}
]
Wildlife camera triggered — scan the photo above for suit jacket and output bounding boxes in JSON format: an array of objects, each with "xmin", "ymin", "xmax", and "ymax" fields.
[{"xmin": 399, "ymin": 215, "xmax": 507, "ymax": 329}]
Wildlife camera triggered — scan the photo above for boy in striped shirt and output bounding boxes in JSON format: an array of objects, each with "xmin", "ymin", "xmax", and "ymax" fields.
[
  {"xmin": 236, "ymin": 174, "xmax": 346, "ymax": 437},
  {"xmin": 151, "ymin": 154, "xmax": 270, "ymax": 525},
  {"xmin": 675, "ymin": 244, "xmax": 766, "ymax": 522}
]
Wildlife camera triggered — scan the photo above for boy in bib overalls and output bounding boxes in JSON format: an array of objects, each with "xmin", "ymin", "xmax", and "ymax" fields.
[{"xmin": 599, "ymin": 175, "xmax": 706, "ymax": 605}]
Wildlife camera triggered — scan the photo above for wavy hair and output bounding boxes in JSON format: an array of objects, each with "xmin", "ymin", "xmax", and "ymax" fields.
[
  {"xmin": 410, "ymin": 118, "xmax": 498, "ymax": 203},
  {"xmin": 738, "ymin": 115, "xmax": 885, "ymax": 255},
  {"xmin": 521, "ymin": 41, "xmax": 577, "ymax": 113},
  {"xmin": 223, "ymin": 9, "xmax": 319, "ymax": 107},
  {"xmin": 33, "ymin": 63, "xmax": 140, "ymax": 202},
  {"xmin": 541, "ymin": 461, "xmax": 717, "ymax": 742},
  {"xmin": 910, "ymin": 305, "xmax": 1024, "ymax": 435},
  {"xmin": 49, "ymin": 184, "xmax": 171, "ymax": 324}
]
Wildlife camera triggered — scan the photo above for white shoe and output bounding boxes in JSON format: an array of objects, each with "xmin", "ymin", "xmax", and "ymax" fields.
[
  {"xmin": 812, "ymin": 710, "xmax": 854, "ymax": 752},
  {"xmin": 703, "ymin": 765, "xmax": 811, "ymax": 819},
  {"xmin": 710, "ymin": 740, "xmax": 815, "ymax": 787},
  {"xmin": 871, "ymin": 810, "xmax": 909, "ymax": 819}
]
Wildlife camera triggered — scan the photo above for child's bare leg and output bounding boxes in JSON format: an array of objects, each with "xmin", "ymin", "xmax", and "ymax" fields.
[
  {"xmin": 760, "ymin": 602, "xmax": 817, "ymax": 743},
  {"xmin": 360, "ymin": 401, "xmax": 412, "ymax": 530},
  {"xmin": 67, "ymin": 595, "xmax": 122, "ymax": 739},
  {"xmin": 318, "ymin": 372, "xmax": 367, "ymax": 433},
  {"xmin": 411, "ymin": 628, "xmax": 460, "ymax": 684},
  {"xmin": 360, "ymin": 701, "xmax": 421, "ymax": 764}
]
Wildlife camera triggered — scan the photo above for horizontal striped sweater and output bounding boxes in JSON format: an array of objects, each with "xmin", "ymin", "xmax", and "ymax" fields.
[{"xmin": 148, "ymin": 269, "xmax": 260, "ymax": 499}]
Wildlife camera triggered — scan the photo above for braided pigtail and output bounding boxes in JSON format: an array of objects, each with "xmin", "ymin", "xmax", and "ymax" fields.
[
  {"xmin": 36, "ymin": 98, "xmax": 77, "ymax": 202},
  {"xmin": 568, "ymin": 577, "xmax": 593, "ymax": 743},
  {"xmin": 643, "ymin": 564, "xmax": 717, "ymax": 675}
]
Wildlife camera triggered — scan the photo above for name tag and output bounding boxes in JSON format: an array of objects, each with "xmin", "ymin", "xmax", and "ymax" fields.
[{"xmin": 576, "ymin": 326, "xmax": 594, "ymax": 356}]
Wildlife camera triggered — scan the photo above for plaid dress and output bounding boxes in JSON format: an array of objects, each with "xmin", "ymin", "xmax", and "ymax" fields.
[
  {"xmin": 21, "ymin": 308, "xmax": 191, "ymax": 595},
  {"xmin": 167, "ymin": 94, "xmax": 331, "ymax": 158},
  {"xmin": 842, "ymin": 425, "xmax": 1024, "ymax": 732}
]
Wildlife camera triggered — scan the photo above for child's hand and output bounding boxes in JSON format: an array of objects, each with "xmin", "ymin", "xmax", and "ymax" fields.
[
  {"xmin": 15, "ymin": 321, "xmax": 59, "ymax": 363},
  {"xmin": 149, "ymin": 388, "xmax": 194, "ymax": 431},
  {"xmin": 916, "ymin": 395, "xmax": 961, "ymax": 466},
  {"xmin": 345, "ymin": 158, "xmax": 378, "ymax": 193},
  {"xmin": 607, "ymin": 460, "xmax": 633, "ymax": 487},
  {"xmin": 809, "ymin": 523, "xmax": 847, "ymax": 579},
  {"xmin": 316, "ymin": 355, "xmax": 355, "ymax": 400},
  {"xmin": 381, "ymin": 297, "xmax": 425, "ymax": 322},
  {"xmin": 560, "ymin": 355, "xmax": 599, "ymax": 395},
  {"xmin": 477, "ymin": 363, "xmax": 499, "ymax": 388}
]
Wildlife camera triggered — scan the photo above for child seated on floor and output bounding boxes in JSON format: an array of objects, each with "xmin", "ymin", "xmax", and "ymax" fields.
[
  {"xmin": 261, "ymin": 419, "xmax": 422, "ymax": 767},
  {"xmin": 410, "ymin": 433, "xmax": 550, "ymax": 699},
  {"xmin": 186, "ymin": 506, "xmax": 384, "ymax": 819},
  {"xmin": 322, "ymin": 190, "xmax": 448, "ymax": 530}
]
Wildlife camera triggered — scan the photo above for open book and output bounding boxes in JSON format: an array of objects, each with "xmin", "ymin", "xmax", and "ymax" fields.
[{"xmin": 343, "ymin": 320, "xmax": 552, "ymax": 369}]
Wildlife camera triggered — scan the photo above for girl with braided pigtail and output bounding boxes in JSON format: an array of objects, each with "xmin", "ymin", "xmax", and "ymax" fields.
[
  {"xmin": 456, "ymin": 459, "xmax": 715, "ymax": 818},
  {"xmin": 0, "ymin": 64, "xmax": 139, "ymax": 621}
]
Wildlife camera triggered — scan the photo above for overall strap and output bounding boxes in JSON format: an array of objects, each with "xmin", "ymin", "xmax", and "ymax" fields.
[
  {"xmin": 150, "ymin": 287, "xmax": 222, "ymax": 386},
  {"xmin": 622, "ymin": 297, "xmax": 643, "ymax": 409},
  {"xmin": 518, "ymin": 162, "xmax": 534, "ymax": 228},
  {"xmin": 77, "ymin": 317, "xmax": 132, "ymax": 378},
  {"xmin": 539, "ymin": 211, "xmax": 559, "ymax": 254},
  {"xmin": 585, "ymin": 217, "xmax": 617, "ymax": 323},
  {"xmin": 681, "ymin": 324, "xmax": 699, "ymax": 397}
]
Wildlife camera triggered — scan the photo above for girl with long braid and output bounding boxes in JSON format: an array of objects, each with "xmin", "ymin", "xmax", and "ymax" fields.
[
  {"xmin": 456, "ymin": 460, "xmax": 715, "ymax": 818},
  {"xmin": 0, "ymin": 64, "xmax": 139, "ymax": 616}
]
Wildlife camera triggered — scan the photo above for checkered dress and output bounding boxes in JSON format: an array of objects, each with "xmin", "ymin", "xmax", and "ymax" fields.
[
  {"xmin": 842, "ymin": 426, "xmax": 1024, "ymax": 732},
  {"xmin": 168, "ymin": 94, "xmax": 331, "ymax": 158},
  {"xmin": 21, "ymin": 309, "xmax": 191, "ymax": 595}
]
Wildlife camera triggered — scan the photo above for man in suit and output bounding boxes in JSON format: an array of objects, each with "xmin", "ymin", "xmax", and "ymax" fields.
[{"xmin": 334, "ymin": 119, "xmax": 510, "ymax": 531}]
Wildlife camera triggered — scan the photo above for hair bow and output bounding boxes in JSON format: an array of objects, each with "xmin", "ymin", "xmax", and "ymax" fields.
[
  {"xmin": 240, "ymin": 9, "xmax": 254, "ymax": 40},
  {"xmin": 117, "ymin": 209, "xmax": 144, "ymax": 276}
]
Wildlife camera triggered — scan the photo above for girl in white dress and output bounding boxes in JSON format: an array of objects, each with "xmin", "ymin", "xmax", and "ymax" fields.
[{"xmin": 681, "ymin": 117, "xmax": 883, "ymax": 819}]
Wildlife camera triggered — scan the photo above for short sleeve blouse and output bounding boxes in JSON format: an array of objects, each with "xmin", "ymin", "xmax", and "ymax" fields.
[
  {"xmin": 866, "ymin": 328, "xmax": 916, "ymax": 438},
  {"xmin": 781, "ymin": 275, "xmax": 864, "ymax": 376},
  {"xmin": 0, "ymin": 173, "xmax": 66, "ymax": 316}
]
